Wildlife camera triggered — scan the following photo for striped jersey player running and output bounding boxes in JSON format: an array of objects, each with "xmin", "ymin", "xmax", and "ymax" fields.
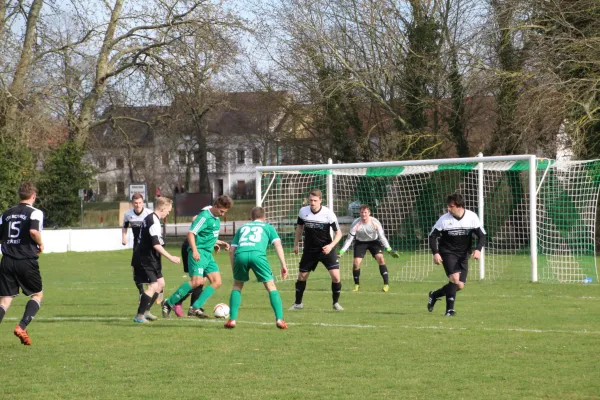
[{"xmin": 339, "ymin": 204, "xmax": 399, "ymax": 292}]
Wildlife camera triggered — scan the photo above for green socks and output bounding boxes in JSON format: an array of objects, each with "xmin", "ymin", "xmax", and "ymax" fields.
[
  {"xmin": 166, "ymin": 281, "xmax": 192, "ymax": 306},
  {"xmin": 269, "ymin": 290, "xmax": 284, "ymax": 320},
  {"xmin": 229, "ymin": 290, "xmax": 242, "ymax": 320},
  {"xmin": 192, "ymin": 285, "xmax": 215, "ymax": 309}
]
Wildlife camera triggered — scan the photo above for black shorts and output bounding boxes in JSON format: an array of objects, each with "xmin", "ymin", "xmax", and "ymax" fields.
[
  {"xmin": 133, "ymin": 256, "xmax": 163, "ymax": 284},
  {"xmin": 181, "ymin": 243, "xmax": 190, "ymax": 273},
  {"xmin": 353, "ymin": 241, "xmax": 384, "ymax": 259},
  {"xmin": 0, "ymin": 256, "xmax": 43, "ymax": 297},
  {"xmin": 299, "ymin": 251, "xmax": 340, "ymax": 272},
  {"xmin": 441, "ymin": 253, "xmax": 468, "ymax": 283}
]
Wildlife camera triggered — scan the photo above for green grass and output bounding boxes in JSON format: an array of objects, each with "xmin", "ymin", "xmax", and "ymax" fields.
[{"xmin": 1, "ymin": 249, "xmax": 599, "ymax": 399}]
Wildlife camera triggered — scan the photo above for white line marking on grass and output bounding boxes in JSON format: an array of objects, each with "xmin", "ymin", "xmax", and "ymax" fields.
[
  {"xmin": 276, "ymin": 289, "xmax": 599, "ymax": 300},
  {"xmin": 4, "ymin": 317, "xmax": 600, "ymax": 334}
]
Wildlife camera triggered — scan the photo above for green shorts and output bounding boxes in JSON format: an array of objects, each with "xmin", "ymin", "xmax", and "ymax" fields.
[
  {"xmin": 233, "ymin": 252, "xmax": 274, "ymax": 283},
  {"xmin": 188, "ymin": 249, "xmax": 219, "ymax": 277}
]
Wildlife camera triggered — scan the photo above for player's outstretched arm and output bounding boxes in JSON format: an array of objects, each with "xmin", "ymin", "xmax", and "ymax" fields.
[
  {"xmin": 273, "ymin": 240, "xmax": 288, "ymax": 279},
  {"xmin": 339, "ymin": 233, "xmax": 354, "ymax": 256},
  {"xmin": 153, "ymin": 244, "xmax": 180, "ymax": 264},
  {"xmin": 293, "ymin": 224, "xmax": 303, "ymax": 254}
]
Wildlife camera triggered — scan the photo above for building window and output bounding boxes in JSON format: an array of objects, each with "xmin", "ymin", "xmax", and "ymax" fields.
[
  {"xmin": 237, "ymin": 149, "xmax": 245, "ymax": 165},
  {"xmin": 237, "ymin": 180, "xmax": 246, "ymax": 197},
  {"xmin": 215, "ymin": 149, "xmax": 224, "ymax": 171},
  {"xmin": 134, "ymin": 155, "xmax": 145, "ymax": 169},
  {"xmin": 178, "ymin": 150, "xmax": 187, "ymax": 165},
  {"xmin": 252, "ymin": 148, "xmax": 260, "ymax": 164},
  {"xmin": 116, "ymin": 157, "xmax": 124, "ymax": 169},
  {"xmin": 98, "ymin": 181, "xmax": 107, "ymax": 195},
  {"xmin": 162, "ymin": 151, "xmax": 169, "ymax": 166},
  {"xmin": 98, "ymin": 156, "xmax": 107, "ymax": 170},
  {"xmin": 116, "ymin": 181, "xmax": 125, "ymax": 196}
]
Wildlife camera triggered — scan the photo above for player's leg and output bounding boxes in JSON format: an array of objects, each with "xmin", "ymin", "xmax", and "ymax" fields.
[
  {"xmin": 174, "ymin": 243, "xmax": 190, "ymax": 316},
  {"xmin": 135, "ymin": 266, "xmax": 158, "ymax": 322},
  {"xmin": 143, "ymin": 276, "xmax": 164, "ymax": 321},
  {"xmin": 446, "ymin": 261, "xmax": 468, "ymax": 316},
  {"xmin": 252, "ymin": 255, "xmax": 286, "ymax": 328},
  {"xmin": 13, "ymin": 259, "xmax": 43, "ymax": 344},
  {"xmin": 226, "ymin": 253, "xmax": 249, "ymax": 327},
  {"xmin": 428, "ymin": 253, "xmax": 457, "ymax": 313},
  {"xmin": 264, "ymin": 280, "xmax": 286, "ymax": 329},
  {"xmin": 291, "ymin": 252, "xmax": 316, "ymax": 309},
  {"xmin": 324, "ymin": 252, "xmax": 343, "ymax": 310},
  {"xmin": 0, "ymin": 296, "xmax": 13, "ymax": 323},
  {"xmin": 131, "ymin": 253, "xmax": 144, "ymax": 298},
  {"xmin": 191, "ymin": 252, "xmax": 221, "ymax": 309},
  {"xmin": 164, "ymin": 249, "xmax": 205, "ymax": 311},
  {"xmin": 0, "ymin": 256, "xmax": 17, "ymax": 324},
  {"xmin": 352, "ymin": 257, "xmax": 363, "ymax": 291},
  {"xmin": 373, "ymin": 250, "xmax": 390, "ymax": 292},
  {"xmin": 352, "ymin": 242, "xmax": 368, "ymax": 292},
  {"xmin": 225, "ymin": 280, "xmax": 244, "ymax": 329}
]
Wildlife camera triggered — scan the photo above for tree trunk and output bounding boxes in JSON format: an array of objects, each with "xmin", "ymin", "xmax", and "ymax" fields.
[
  {"xmin": 73, "ymin": 0, "xmax": 124, "ymax": 143},
  {"xmin": 5, "ymin": 0, "xmax": 43, "ymax": 127}
]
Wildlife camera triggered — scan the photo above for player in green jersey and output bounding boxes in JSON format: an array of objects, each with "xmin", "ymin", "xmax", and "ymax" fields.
[
  {"xmin": 224, "ymin": 207, "xmax": 288, "ymax": 329},
  {"xmin": 162, "ymin": 195, "xmax": 233, "ymax": 318}
]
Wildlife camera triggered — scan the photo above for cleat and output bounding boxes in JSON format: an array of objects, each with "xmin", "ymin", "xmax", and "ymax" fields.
[
  {"xmin": 161, "ymin": 301, "xmax": 172, "ymax": 318},
  {"xmin": 143, "ymin": 312, "xmax": 158, "ymax": 321},
  {"xmin": 173, "ymin": 304, "xmax": 185, "ymax": 318},
  {"xmin": 352, "ymin": 284, "xmax": 360, "ymax": 292},
  {"xmin": 382, "ymin": 284, "xmax": 389, "ymax": 292},
  {"xmin": 14, "ymin": 325, "xmax": 31, "ymax": 346},
  {"xmin": 133, "ymin": 316, "xmax": 149, "ymax": 323},
  {"xmin": 445, "ymin": 310, "xmax": 457, "ymax": 317},
  {"xmin": 276, "ymin": 320, "xmax": 288, "ymax": 329},
  {"xmin": 190, "ymin": 308, "xmax": 210, "ymax": 319},
  {"xmin": 224, "ymin": 319, "xmax": 237, "ymax": 329},
  {"xmin": 188, "ymin": 306, "xmax": 206, "ymax": 317},
  {"xmin": 427, "ymin": 291, "xmax": 438, "ymax": 312},
  {"xmin": 332, "ymin": 302, "xmax": 344, "ymax": 311},
  {"xmin": 289, "ymin": 303, "xmax": 303, "ymax": 310}
]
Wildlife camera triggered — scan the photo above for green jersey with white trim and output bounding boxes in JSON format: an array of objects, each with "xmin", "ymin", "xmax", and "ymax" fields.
[
  {"xmin": 231, "ymin": 220, "xmax": 280, "ymax": 255},
  {"xmin": 189, "ymin": 206, "xmax": 220, "ymax": 251}
]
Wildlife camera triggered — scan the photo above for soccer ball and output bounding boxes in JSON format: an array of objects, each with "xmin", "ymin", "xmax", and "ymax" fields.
[{"xmin": 213, "ymin": 303, "xmax": 230, "ymax": 319}]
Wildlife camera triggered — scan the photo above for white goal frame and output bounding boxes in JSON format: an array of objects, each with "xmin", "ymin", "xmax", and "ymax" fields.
[{"xmin": 256, "ymin": 155, "xmax": 542, "ymax": 281}]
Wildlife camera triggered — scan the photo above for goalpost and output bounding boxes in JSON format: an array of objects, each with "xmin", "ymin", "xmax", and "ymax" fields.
[{"xmin": 256, "ymin": 155, "xmax": 600, "ymax": 284}]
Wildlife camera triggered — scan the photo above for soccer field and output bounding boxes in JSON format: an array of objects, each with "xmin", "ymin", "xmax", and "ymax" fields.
[{"xmin": 1, "ymin": 248, "xmax": 599, "ymax": 400}]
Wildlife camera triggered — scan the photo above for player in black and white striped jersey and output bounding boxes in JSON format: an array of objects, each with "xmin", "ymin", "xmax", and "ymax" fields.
[
  {"xmin": 428, "ymin": 193, "xmax": 486, "ymax": 316},
  {"xmin": 122, "ymin": 193, "xmax": 152, "ymax": 297},
  {"xmin": 290, "ymin": 188, "xmax": 344, "ymax": 311},
  {"xmin": 339, "ymin": 204, "xmax": 398, "ymax": 293},
  {"xmin": 0, "ymin": 182, "xmax": 45, "ymax": 345}
]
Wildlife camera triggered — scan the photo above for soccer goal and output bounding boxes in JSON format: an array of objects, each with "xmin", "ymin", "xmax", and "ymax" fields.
[{"xmin": 256, "ymin": 155, "xmax": 600, "ymax": 283}]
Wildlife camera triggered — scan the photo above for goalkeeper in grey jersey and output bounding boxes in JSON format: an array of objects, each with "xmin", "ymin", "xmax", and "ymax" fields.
[{"xmin": 339, "ymin": 204, "xmax": 398, "ymax": 292}]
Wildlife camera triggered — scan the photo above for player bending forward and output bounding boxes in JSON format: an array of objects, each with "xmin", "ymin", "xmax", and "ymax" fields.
[
  {"xmin": 225, "ymin": 207, "xmax": 288, "ymax": 329},
  {"xmin": 339, "ymin": 204, "xmax": 399, "ymax": 292},
  {"xmin": 162, "ymin": 196, "xmax": 233, "ymax": 318}
]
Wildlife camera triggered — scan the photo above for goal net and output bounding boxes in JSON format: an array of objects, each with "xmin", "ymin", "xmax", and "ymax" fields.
[{"xmin": 256, "ymin": 156, "xmax": 600, "ymax": 283}]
